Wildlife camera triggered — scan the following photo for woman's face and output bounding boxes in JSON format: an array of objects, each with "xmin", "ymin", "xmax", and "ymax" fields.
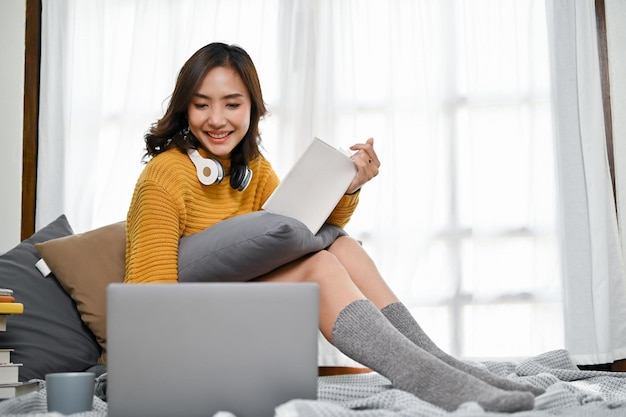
[{"xmin": 187, "ymin": 66, "xmax": 251, "ymax": 158}]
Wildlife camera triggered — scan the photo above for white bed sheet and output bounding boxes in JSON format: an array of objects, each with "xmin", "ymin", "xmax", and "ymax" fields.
[{"xmin": 0, "ymin": 349, "xmax": 624, "ymax": 417}]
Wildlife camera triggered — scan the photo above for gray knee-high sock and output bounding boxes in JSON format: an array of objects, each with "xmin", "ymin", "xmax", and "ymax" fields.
[
  {"xmin": 332, "ymin": 300, "xmax": 535, "ymax": 412},
  {"xmin": 381, "ymin": 302, "xmax": 544, "ymax": 396}
]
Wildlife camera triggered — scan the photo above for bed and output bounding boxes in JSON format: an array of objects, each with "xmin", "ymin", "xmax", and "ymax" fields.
[
  {"xmin": 0, "ymin": 349, "xmax": 625, "ymax": 416},
  {"xmin": 0, "ymin": 215, "xmax": 624, "ymax": 416}
]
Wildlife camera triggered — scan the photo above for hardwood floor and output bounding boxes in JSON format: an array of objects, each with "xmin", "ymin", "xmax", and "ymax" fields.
[{"xmin": 613, "ymin": 359, "xmax": 626, "ymax": 372}]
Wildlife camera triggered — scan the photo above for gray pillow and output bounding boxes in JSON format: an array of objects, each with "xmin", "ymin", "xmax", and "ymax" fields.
[
  {"xmin": 0, "ymin": 215, "xmax": 101, "ymax": 381},
  {"xmin": 178, "ymin": 211, "xmax": 347, "ymax": 282}
]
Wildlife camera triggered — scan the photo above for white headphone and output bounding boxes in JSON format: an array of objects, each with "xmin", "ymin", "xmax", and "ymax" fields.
[
  {"xmin": 187, "ymin": 149, "xmax": 252, "ymax": 191},
  {"xmin": 187, "ymin": 149, "xmax": 225, "ymax": 185}
]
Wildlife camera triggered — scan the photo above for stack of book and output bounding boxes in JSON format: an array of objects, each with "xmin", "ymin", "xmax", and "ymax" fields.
[{"xmin": 0, "ymin": 288, "xmax": 37, "ymax": 399}]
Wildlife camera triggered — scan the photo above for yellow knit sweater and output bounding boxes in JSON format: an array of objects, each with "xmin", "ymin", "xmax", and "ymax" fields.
[{"xmin": 125, "ymin": 147, "xmax": 360, "ymax": 283}]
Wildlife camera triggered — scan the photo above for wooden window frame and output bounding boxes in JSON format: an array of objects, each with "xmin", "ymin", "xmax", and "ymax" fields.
[
  {"xmin": 22, "ymin": 0, "xmax": 41, "ymax": 241},
  {"xmin": 595, "ymin": 0, "xmax": 615, "ymax": 201}
]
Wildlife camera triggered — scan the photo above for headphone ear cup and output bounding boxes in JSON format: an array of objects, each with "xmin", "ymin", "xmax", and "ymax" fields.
[
  {"xmin": 187, "ymin": 149, "xmax": 224, "ymax": 185},
  {"xmin": 230, "ymin": 165, "xmax": 253, "ymax": 191}
]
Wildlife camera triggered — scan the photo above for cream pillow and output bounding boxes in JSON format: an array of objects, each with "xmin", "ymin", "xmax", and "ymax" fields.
[{"xmin": 35, "ymin": 221, "xmax": 126, "ymax": 364}]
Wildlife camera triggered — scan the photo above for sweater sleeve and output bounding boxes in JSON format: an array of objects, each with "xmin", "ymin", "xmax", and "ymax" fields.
[
  {"xmin": 258, "ymin": 162, "xmax": 280, "ymax": 206},
  {"xmin": 125, "ymin": 180, "xmax": 183, "ymax": 284},
  {"xmin": 325, "ymin": 190, "xmax": 360, "ymax": 229}
]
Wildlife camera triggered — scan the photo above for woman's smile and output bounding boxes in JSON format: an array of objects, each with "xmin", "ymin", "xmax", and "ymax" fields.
[{"xmin": 207, "ymin": 131, "xmax": 230, "ymax": 140}]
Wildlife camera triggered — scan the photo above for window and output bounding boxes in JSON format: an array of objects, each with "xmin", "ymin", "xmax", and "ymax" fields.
[{"xmin": 39, "ymin": 0, "xmax": 562, "ymax": 360}]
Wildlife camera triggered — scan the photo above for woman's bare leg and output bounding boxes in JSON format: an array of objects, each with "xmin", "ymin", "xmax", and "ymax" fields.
[
  {"xmin": 324, "ymin": 236, "xmax": 398, "ymax": 309},
  {"xmin": 256, "ymin": 249, "xmax": 364, "ymax": 340},
  {"xmin": 257, "ymin": 244, "xmax": 535, "ymax": 412},
  {"xmin": 326, "ymin": 236, "xmax": 544, "ymax": 396},
  {"xmin": 257, "ymin": 236, "xmax": 405, "ymax": 338}
]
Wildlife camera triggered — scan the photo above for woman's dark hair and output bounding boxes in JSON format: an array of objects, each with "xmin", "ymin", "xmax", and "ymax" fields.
[{"xmin": 144, "ymin": 42, "xmax": 267, "ymax": 167}]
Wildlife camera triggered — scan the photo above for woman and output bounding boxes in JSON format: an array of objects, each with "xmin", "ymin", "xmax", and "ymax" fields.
[{"xmin": 125, "ymin": 42, "xmax": 541, "ymax": 412}]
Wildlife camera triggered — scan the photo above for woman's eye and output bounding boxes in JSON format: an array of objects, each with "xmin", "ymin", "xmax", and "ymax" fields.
[
  {"xmin": 194, "ymin": 103, "xmax": 208, "ymax": 109},
  {"xmin": 226, "ymin": 103, "xmax": 241, "ymax": 109}
]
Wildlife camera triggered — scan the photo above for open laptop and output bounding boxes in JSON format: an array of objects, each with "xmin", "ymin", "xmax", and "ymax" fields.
[{"xmin": 107, "ymin": 282, "xmax": 319, "ymax": 417}]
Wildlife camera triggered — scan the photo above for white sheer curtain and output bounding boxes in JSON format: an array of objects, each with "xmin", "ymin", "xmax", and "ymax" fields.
[
  {"xmin": 545, "ymin": 0, "xmax": 626, "ymax": 365},
  {"xmin": 38, "ymin": 0, "xmax": 564, "ymax": 361},
  {"xmin": 608, "ymin": 3, "xmax": 626, "ymax": 265},
  {"xmin": 38, "ymin": 0, "xmax": 282, "ymax": 230}
]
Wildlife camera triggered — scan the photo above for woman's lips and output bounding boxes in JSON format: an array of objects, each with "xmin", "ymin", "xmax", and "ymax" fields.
[{"xmin": 206, "ymin": 131, "xmax": 230, "ymax": 143}]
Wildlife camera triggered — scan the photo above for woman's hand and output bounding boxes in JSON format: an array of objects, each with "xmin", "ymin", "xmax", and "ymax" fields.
[{"xmin": 346, "ymin": 138, "xmax": 380, "ymax": 194}]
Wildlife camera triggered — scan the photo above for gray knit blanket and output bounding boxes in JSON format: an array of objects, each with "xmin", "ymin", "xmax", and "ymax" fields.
[{"xmin": 1, "ymin": 350, "xmax": 624, "ymax": 416}]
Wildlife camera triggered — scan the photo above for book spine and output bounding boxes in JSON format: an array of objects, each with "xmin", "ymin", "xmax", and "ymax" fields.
[
  {"xmin": 0, "ymin": 365, "xmax": 20, "ymax": 385},
  {"xmin": 0, "ymin": 351, "xmax": 11, "ymax": 364},
  {"xmin": 0, "ymin": 289, "xmax": 22, "ymax": 386},
  {"xmin": 0, "ymin": 303, "xmax": 24, "ymax": 315}
]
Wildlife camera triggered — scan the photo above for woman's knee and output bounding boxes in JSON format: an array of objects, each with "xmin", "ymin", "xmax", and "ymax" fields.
[
  {"xmin": 327, "ymin": 235, "xmax": 366, "ymax": 259},
  {"xmin": 333, "ymin": 235, "xmax": 360, "ymax": 246},
  {"xmin": 304, "ymin": 250, "xmax": 344, "ymax": 275},
  {"xmin": 259, "ymin": 250, "xmax": 344, "ymax": 284}
]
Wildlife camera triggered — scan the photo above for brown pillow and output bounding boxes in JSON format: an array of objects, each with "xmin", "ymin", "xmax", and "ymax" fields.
[{"xmin": 35, "ymin": 221, "xmax": 126, "ymax": 364}]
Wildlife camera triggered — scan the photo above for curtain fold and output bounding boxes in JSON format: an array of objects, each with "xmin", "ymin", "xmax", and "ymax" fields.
[
  {"xmin": 545, "ymin": 0, "xmax": 626, "ymax": 365},
  {"xmin": 606, "ymin": 4, "xmax": 626, "ymax": 256},
  {"xmin": 605, "ymin": 0, "xmax": 626, "ymax": 365}
]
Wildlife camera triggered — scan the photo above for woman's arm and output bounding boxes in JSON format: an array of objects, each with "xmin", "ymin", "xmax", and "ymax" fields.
[
  {"xmin": 346, "ymin": 138, "xmax": 380, "ymax": 195},
  {"xmin": 125, "ymin": 180, "xmax": 183, "ymax": 283},
  {"xmin": 326, "ymin": 138, "xmax": 380, "ymax": 228}
]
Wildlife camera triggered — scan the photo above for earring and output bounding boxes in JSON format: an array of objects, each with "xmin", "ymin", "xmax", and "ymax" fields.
[
  {"xmin": 181, "ymin": 127, "xmax": 191, "ymax": 141},
  {"xmin": 154, "ymin": 138, "xmax": 172, "ymax": 152}
]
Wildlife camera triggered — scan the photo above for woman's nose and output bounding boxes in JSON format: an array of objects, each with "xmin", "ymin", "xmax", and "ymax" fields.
[{"xmin": 207, "ymin": 108, "xmax": 225, "ymax": 127}]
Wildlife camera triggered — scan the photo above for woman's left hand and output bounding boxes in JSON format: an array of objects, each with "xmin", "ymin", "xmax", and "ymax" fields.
[{"xmin": 346, "ymin": 138, "xmax": 380, "ymax": 194}]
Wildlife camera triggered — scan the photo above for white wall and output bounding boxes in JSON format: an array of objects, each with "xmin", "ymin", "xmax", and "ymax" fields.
[{"xmin": 0, "ymin": 0, "xmax": 26, "ymax": 253}]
